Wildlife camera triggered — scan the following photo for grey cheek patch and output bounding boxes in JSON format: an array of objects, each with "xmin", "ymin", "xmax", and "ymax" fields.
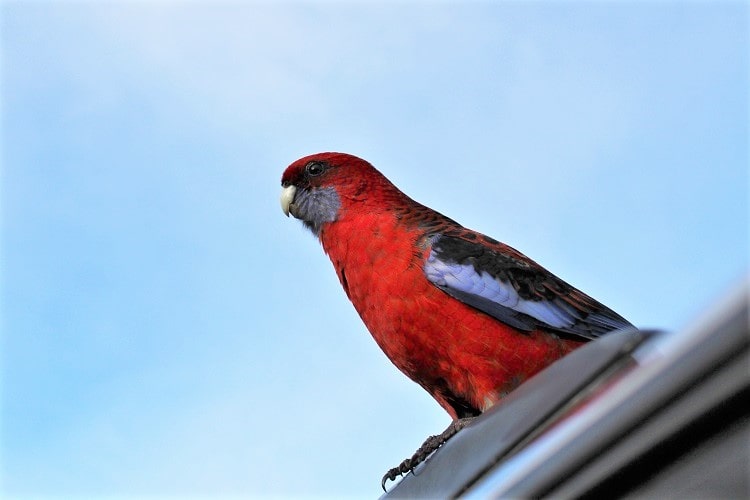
[{"xmin": 295, "ymin": 186, "xmax": 341, "ymax": 237}]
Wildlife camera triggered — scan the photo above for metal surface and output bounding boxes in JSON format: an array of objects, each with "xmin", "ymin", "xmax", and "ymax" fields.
[
  {"xmin": 464, "ymin": 281, "xmax": 748, "ymax": 499},
  {"xmin": 382, "ymin": 280, "xmax": 749, "ymax": 499}
]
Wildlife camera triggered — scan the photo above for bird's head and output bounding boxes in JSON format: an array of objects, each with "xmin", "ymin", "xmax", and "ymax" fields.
[{"xmin": 280, "ymin": 152, "xmax": 398, "ymax": 236}]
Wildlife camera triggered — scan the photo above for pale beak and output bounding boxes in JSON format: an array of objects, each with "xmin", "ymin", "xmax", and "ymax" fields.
[{"xmin": 280, "ymin": 185, "xmax": 296, "ymax": 217}]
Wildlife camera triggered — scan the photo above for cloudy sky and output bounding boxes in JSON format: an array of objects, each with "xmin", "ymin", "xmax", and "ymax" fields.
[{"xmin": 2, "ymin": 2, "xmax": 747, "ymax": 498}]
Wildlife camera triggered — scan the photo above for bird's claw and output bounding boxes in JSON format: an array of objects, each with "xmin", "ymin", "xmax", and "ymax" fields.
[
  {"xmin": 382, "ymin": 454, "xmax": 422, "ymax": 492},
  {"xmin": 381, "ymin": 418, "xmax": 474, "ymax": 492},
  {"xmin": 381, "ymin": 459, "xmax": 411, "ymax": 492},
  {"xmin": 379, "ymin": 434, "xmax": 443, "ymax": 492}
]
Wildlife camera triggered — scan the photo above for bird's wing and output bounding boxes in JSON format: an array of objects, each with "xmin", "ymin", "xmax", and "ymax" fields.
[{"xmin": 423, "ymin": 232, "xmax": 632, "ymax": 340}]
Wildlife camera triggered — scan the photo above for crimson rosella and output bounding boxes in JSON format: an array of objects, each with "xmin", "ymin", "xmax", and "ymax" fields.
[{"xmin": 280, "ymin": 152, "xmax": 632, "ymax": 487}]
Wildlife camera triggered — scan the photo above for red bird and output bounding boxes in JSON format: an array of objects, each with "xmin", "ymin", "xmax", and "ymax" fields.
[{"xmin": 280, "ymin": 152, "xmax": 632, "ymax": 486}]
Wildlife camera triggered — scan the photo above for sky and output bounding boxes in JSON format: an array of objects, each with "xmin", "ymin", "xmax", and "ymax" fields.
[{"xmin": 1, "ymin": 1, "xmax": 748, "ymax": 498}]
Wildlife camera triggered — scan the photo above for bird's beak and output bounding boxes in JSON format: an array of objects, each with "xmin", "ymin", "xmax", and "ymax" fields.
[{"xmin": 280, "ymin": 185, "xmax": 296, "ymax": 217}]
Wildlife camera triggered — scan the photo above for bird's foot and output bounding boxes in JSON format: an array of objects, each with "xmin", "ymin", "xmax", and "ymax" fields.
[{"xmin": 381, "ymin": 417, "xmax": 474, "ymax": 491}]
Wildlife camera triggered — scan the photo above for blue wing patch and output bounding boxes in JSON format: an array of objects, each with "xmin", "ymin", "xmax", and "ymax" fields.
[{"xmin": 423, "ymin": 234, "xmax": 632, "ymax": 340}]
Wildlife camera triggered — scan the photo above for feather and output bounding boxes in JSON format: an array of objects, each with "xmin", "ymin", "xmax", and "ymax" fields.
[{"xmin": 425, "ymin": 233, "xmax": 632, "ymax": 340}]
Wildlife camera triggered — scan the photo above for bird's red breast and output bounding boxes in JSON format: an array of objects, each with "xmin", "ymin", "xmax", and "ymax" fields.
[{"xmin": 319, "ymin": 202, "xmax": 580, "ymax": 418}]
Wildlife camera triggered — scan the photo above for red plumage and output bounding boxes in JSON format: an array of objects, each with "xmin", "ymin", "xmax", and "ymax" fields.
[
  {"xmin": 280, "ymin": 152, "xmax": 631, "ymax": 479},
  {"xmin": 320, "ymin": 207, "xmax": 579, "ymax": 418},
  {"xmin": 281, "ymin": 152, "xmax": 630, "ymax": 418}
]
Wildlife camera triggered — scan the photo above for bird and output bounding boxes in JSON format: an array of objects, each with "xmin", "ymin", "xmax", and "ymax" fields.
[{"xmin": 279, "ymin": 152, "xmax": 633, "ymax": 489}]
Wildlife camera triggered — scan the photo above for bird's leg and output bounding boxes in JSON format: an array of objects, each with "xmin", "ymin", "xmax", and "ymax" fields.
[{"xmin": 381, "ymin": 417, "xmax": 474, "ymax": 491}]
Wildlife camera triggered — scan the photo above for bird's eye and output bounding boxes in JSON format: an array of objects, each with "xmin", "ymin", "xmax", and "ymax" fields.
[{"xmin": 305, "ymin": 161, "xmax": 326, "ymax": 177}]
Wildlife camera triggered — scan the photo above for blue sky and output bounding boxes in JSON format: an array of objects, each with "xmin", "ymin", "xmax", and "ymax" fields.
[{"xmin": 2, "ymin": 2, "xmax": 747, "ymax": 498}]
